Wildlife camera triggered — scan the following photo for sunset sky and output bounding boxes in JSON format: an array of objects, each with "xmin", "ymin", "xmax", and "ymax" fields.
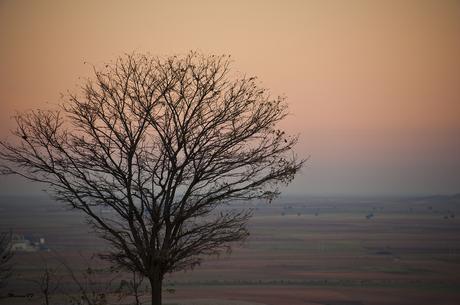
[{"xmin": 0, "ymin": 0, "xmax": 459, "ymax": 196}]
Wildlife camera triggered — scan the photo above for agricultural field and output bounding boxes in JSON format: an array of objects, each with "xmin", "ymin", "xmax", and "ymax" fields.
[{"xmin": 1, "ymin": 194, "xmax": 459, "ymax": 305}]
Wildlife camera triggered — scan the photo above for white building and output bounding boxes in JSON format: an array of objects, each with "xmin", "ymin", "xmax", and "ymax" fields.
[{"xmin": 10, "ymin": 234, "xmax": 48, "ymax": 252}]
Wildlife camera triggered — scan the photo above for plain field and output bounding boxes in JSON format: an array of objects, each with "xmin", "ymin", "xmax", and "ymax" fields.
[{"xmin": 0, "ymin": 195, "xmax": 459, "ymax": 305}]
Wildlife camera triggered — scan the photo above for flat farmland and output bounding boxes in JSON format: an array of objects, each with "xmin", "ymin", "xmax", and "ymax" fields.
[{"xmin": 1, "ymin": 195, "xmax": 459, "ymax": 305}]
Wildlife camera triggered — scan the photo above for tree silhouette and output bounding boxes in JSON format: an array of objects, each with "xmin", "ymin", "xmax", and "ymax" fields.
[
  {"xmin": 0, "ymin": 231, "xmax": 12, "ymax": 289},
  {"xmin": 0, "ymin": 52, "xmax": 303, "ymax": 305}
]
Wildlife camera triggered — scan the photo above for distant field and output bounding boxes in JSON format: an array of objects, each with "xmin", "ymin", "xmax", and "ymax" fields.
[{"xmin": 1, "ymin": 195, "xmax": 460, "ymax": 305}]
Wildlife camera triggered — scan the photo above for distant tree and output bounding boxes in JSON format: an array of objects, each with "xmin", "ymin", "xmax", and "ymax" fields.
[
  {"xmin": 0, "ymin": 52, "xmax": 303, "ymax": 305},
  {"xmin": 0, "ymin": 231, "xmax": 12, "ymax": 289}
]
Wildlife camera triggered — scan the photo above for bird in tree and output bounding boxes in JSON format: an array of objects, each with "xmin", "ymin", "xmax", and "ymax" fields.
[{"xmin": 0, "ymin": 52, "xmax": 304, "ymax": 305}]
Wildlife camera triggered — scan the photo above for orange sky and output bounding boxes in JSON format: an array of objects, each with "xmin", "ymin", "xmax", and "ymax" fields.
[{"xmin": 1, "ymin": 0, "xmax": 459, "ymax": 195}]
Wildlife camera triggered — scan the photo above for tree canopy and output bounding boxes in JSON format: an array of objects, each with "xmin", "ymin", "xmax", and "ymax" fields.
[{"xmin": 0, "ymin": 52, "xmax": 303, "ymax": 305}]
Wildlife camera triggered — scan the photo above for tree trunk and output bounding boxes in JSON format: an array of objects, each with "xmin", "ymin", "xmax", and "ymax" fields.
[{"xmin": 149, "ymin": 273, "xmax": 163, "ymax": 305}]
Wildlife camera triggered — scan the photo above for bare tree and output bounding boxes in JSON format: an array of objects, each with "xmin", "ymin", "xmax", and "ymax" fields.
[
  {"xmin": 32, "ymin": 254, "xmax": 122, "ymax": 305},
  {"xmin": 0, "ymin": 52, "xmax": 303, "ymax": 305},
  {"xmin": 0, "ymin": 231, "xmax": 12, "ymax": 289},
  {"xmin": 60, "ymin": 259, "xmax": 113, "ymax": 305},
  {"xmin": 116, "ymin": 270, "xmax": 145, "ymax": 305},
  {"xmin": 31, "ymin": 263, "xmax": 60, "ymax": 305}
]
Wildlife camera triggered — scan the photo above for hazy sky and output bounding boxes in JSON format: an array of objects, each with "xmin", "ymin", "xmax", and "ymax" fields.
[{"xmin": 0, "ymin": 0, "xmax": 459, "ymax": 196}]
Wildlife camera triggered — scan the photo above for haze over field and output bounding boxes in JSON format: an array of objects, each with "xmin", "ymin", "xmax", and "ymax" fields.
[
  {"xmin": 1, "ymin": 194, "xmax": 460, "ymax": 305},
  {"xmin": 1, "ymin": 0, "xmax": 459, "ymax": 196}
]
